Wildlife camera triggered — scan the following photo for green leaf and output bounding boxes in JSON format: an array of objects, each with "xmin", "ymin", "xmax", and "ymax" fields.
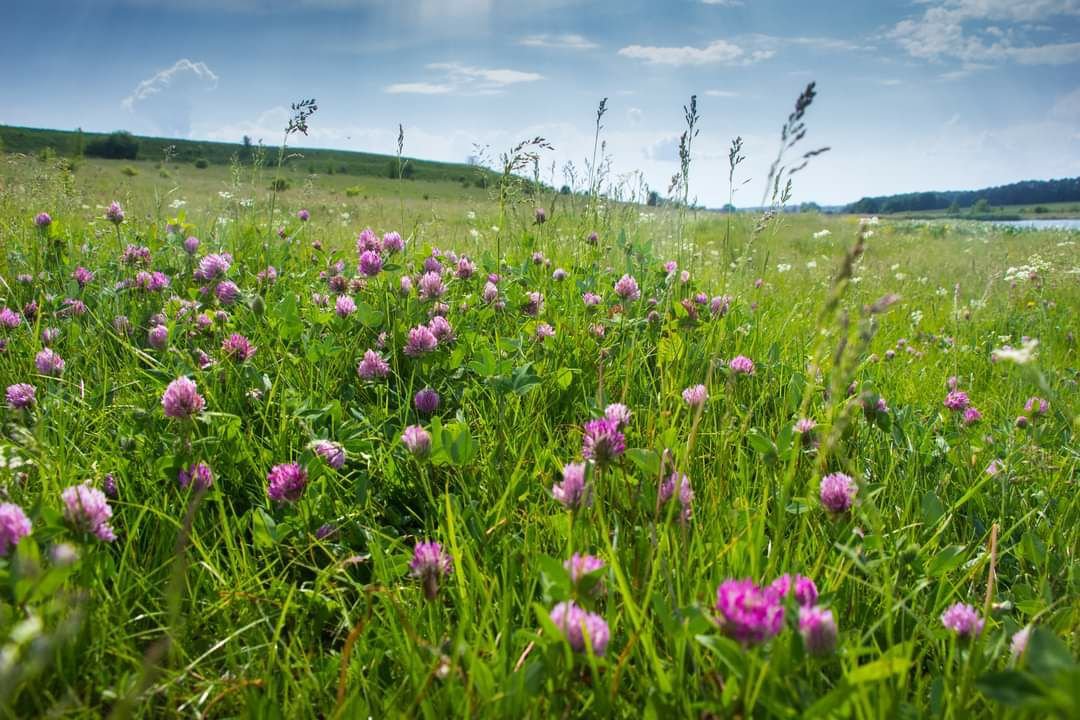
[
  {"xmin": 926, "ymin": 545, "xmax": 966, "ymax": 576},
  {"xmin": 554, "ymin": 367, "xmax": 575, "ymax": 390},
  {"xmin": 355, "ymin": 301, "xmax": 383, "ymax": 328},
  {"xmin": 920, "ymin": 491, "xmax": 945, "ymax": 525},
  {"xmin": 847, "ymin": 656, "xmax": 909, "ymax": 684},
  {"xmin": 746, "ymin": 428, "xmax": 778, "ymax": 458},
  {"xmin": 625, "ymin": 448, "xmax": 660, "ymax": 478},
  {"xmin": 252, "ymin": 508, "xmax": 278, "ymax": 548},
  {"xmin": 976, "ymin": 671, "xmax": 1043, "ymax": 707},
  {"xmin": 1026, "ymin": 627, "xmax": 1075, "ymax": 677}
]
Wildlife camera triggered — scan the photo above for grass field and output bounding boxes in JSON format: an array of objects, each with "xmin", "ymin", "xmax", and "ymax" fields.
[{"xmin": 0, "ymin": 148, "xmax": 1077, "ymax": 718}]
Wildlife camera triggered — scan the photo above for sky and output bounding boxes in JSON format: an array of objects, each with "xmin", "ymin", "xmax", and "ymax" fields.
[{"xmin": 3, "ymin": 0, "xmax": 1080, "ymax": 206}]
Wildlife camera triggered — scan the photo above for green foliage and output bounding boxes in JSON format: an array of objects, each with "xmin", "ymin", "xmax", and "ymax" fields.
[{"xmin": 85, "ymin": 130, "xmax": 139, "ymax": 160}]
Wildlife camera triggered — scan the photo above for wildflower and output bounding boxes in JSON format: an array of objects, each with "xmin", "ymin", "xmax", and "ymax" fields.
[
  {"xmin": 991, "ymin": 338, "xmax": 1038, "ymax": 365},
  {"xmin": 62, "ymin": 298, "xmax": 87, "ymax": 317},
  {"xmin": 1015, "ymin": 415, "xmax": 1029, "ymax": 429},
  {"xmin": 428, "ymin": 315, "xmax": 454, "ymax": 344},
  {"xmin": 178, "ymin": 462, "xmax": 214, "ymax": 491},
  {"xmin": 35, "ymin": 349, "xmax": 65, "ymax": 376},
  {"xmin": 356, "ymin": 228, "xmax": 379, "ymax": 253},
  {"xmin": 0, "ymin": 503, "xmax": 32, "ymax": 556},
  {"xmin": 402, "ymin": 425, "xmax": 432, "ymax": 457},
  {"xmin": 405, "ymin": 325, "xmax": 438, "ymax": 357},
  {"xmin": 523, "ymin": 291, "xmax": 544, "ymax": 316},
  {"xmin": 161, "ymin": 377, "xmax": 205, "ymax": 419},
  {"xmin": 423, "ymin": 254, "xmax": 443, "ymax": 273},
  {"xmin": 659, "ymin": 472, "xmax": 694, "ymax": 523},
  {"xmin": 410, "ymin": 541, "xmax": 452, "ymax": 600},
  {"xmin": 414, "ymin": 388, "xmax": 440, "ymax": 415},
  {"xmin": 604, "ymin": 403, "xmax": 632, "ymax": 428},
  {"xmin": 215, "ymin": 281, "xmax": 240, "ymax": 305},
  {"xmin": 183, "ymin": 236, "xmax": 200, "ymax": 254},
  {"xmin": 148, "ymin": 324, "xmax": 169, "ymax": 350},
  {"xmin": 582, "ymin": 418, "xmax": 625, "ymax": 466},
  {"xmin": 335, "ymin": 294, "xmax": 356, "ymax": 318},
  {"xmin": 941, "ymin": 602, "xmax": 985, "ymax": 638},
  {"xmin": 418, "ymin": 271, "xmax": 446, "ymax": 301},
  {"xmin": 195, "ymin": 253, "xmax": 232, "ymax": 281},
  {"xmin": 564, "ymin": 553, "xmax": 605, "ymax": 588},
  {"xmin": 257, "ymin": 266, "xmax": 278, "ymax": 284},
  {"xmin": 222, "ymin": 333, "xmax": 256, "ymax": 362},
  {"xmin": 729, "ymin": 355, "xmax": 755, "ymax": 375},
  {"xmin": 359, "ymin": 250, "xmax": 383, "ymax": 277},
  {"xmin": 105, "ymin": 201, "xmax": 125, "ymax": 224},
  {"xmin": 1010, "ymin": 627, "xmax": 1031, "ymax": 661},
  {"xmin": 73, "ymin": 266, "xmax": 94, "ymax": 288},
  {"xmin": 553, "ymin": 462, "xmax": 590, "ymax": 510},
  {"xmin": 35, "ymin": 212, "xmax": 52, "ymax": 227},
  {"xmin": 963, "ymin": 407, "xmax": 982, "ymax": 425},
  {"xmin": 312, "ymin": 440, "xmax": 346, "ymax": 469},
  {"xmin": 535, "ymin": 322, "xmax": 555, "ymax": 340},
  {"xmin": 453, "ymin": 256, "xmax": 476, "ymax": 280},
  {"xmin": 315, "ymin": 523, "xmax": 336, "ymax": 540},
  {"xmin": 357, "ymin": 349, "xmax": 390, "ymax": 379},
  {"xmin": 0, "ymin": 308, "xmax": 21, "ymax": 329},
  {"xmin": 61, "ymin": 483, "xmax": 116, "ymax": 541},
  {"xmin": 768, "ymin": 574, "xmax": 818, "ymax": 607},
  {"xmin": 549, "ymin": 601, "xmax": 610, "ymax": 655},
  {"xmin": 121, "ymin": 244, "xmax": 151, "ymax": 265},
  {"xmin": 50, "ymin": 542, "xmax": 78, "ymax": 565},
  {"xmin": 534, "ymin": 207, "xmax": 547, "ymax": 224},
  {"xmin": 382, "ymin": 231, "xmax": 404, "ymax": 254},
  {"xmin": 714, "ymin": 579, "xmax": 785, "ymax": 646},
  {"xmin": 1024, "ymin": 397, "xmax": 1049, "ymax": 416},
  {"xmin": 799, "ymin": 606, "xmax": 838, "ymax": 655},
  {"xmin": 482, "ymin": 282, "xmax": 499, "ymax": 304},
  {"xmin": 664, "ymin": 260, "xmax": 677, "ymax": 274},
  {"xmin": 102, "ymin": 474, "xmax": 118, "ymax": 498},
  {"xmin": 267, "ymin": 463, "xmax": 308, "ymax": 503},
  {"xmin": 682, "ymin": 384, "xmax": 708, "ymax": 408},
  {"xmin": 680, "ymin": 270, "xmax": 691, "ymax": 284},
  {"xmin": 820, "ymin": 472, "xmax": 857, "ymax": 514},
  {"xmin": 943, "ymin": 391, "xmax": 970, "ymax": 412},
  {"xmin": 711, "ymin": 295, "xmax": 731, "ymax": 317},
  {"xmin": 582, "ymin": 292, "xmax": 602, "ymax": 306},
  {"xmin": 6, "ymin": 383, "xmax": 36, "ymax": 410},
  {"xmin": 586, "ymin": 231, "xmax": 599, "ymax": 245},
  {"xmin": 614, "ymin": 274, "xmax": 640, "ymax": 301},
  {"xmin": 297, "ymin": 209, "xmax": 310, "ymax": 222},
  {"xmin": 113, "ymin": 315, "xmax": 132, "ymax": 335}
]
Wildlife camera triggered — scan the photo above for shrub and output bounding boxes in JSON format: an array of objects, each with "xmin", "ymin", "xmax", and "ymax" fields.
[
  {"xmin": 270, "ymin": 178, "xmax": 290, "ymax": 192},
  {"xmin": 194, "ymin": 158, "xmax": 209, "ymax": 169},
  {"xmin": 345, "ymin": 185, "xmax": 363, "ymax": 197},
  {"xmin": 86, "ymin": 131, "xmax": 139, "ymax": 160},
  {"xmin": 121, "ymin": 165, "xmax": 138, "ymax": 177}
]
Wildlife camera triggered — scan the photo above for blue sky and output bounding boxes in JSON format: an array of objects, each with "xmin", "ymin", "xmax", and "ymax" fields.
[{"xmin": 3, "ymin": 0, "xmax": 1079, "ymax": 205}]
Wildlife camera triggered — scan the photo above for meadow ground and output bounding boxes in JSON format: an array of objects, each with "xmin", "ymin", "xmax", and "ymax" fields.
[{"xmin": 0, "ymin": 152, "xmax": 1077, "ymax": 718}]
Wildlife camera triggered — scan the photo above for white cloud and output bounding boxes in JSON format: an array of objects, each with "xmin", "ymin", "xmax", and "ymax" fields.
[
  {"xmin": 518, "ymin": 34, "xmax": 597, "ymax": 50},
  {"xmin": 700, "ymin": 0, "xmax": 744, "ymax": 5},
  {"xmin": 705, "ymin": 90, "xmax": 739, "ymax": 97},
  {"xmin": 122, "ymin": 59, "xmax": 218, "ymax": 110},
  {"xmin": 626, "ymin": 107, "xmax": 644, "ymax": 125},
  {"xmin": 891, "ymin": 0, "xmax": 1080, "ymax": 68},
  {"xmin": 121, "ymin": 59, "xmax": 219, "ymax": 136},
  {"xmin": 385, "ymin": 62, "xmax": 542, "ymax": 95},
  {"xmin": 618, "ymin": 39, "xmax": 773, "ymax": 66}
]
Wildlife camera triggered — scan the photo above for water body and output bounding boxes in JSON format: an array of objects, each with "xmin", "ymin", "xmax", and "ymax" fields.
[{"xmin": 991, "ymin": 219, "xmax": 1080, "ymax": 231}]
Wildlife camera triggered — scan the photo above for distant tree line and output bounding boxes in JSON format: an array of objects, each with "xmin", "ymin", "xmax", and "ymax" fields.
[
  {"xmin": 0, "ymin": 124, "xmax": 499, "ymax": 185},
  {"xmin": 846, "ymin": 177, "xmax": 1080, "ymax": 214}
]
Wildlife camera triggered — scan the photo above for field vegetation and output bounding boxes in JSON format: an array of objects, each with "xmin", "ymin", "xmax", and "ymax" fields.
[{"xmin": 0, "ymin": 94, "xmax": 1077, "ymax": 718}]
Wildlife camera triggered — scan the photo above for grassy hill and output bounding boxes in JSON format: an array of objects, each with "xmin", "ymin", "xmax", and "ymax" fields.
[{"xmin": 0, "ymin": 124, "xmax": 495, "ymax": 186}]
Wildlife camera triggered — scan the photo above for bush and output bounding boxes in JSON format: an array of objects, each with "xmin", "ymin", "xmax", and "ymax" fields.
[
  {"xmin": 86, "ymin": 131, "xmax": 139, "ymax": 160},
  {"xmin": 270, "ymin": 178, "xmax": 290, "ymax": 192},
  {"xmin": 121, "ymin": 165, "xmax": 138, "ymax": 177},
  {"xmin": 194, "ymin": 158, "xmax": 209, "ymax": 169},
  {"xmin": 345, "ymin": 185, "xmax": 363, "ymax": 197}
]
